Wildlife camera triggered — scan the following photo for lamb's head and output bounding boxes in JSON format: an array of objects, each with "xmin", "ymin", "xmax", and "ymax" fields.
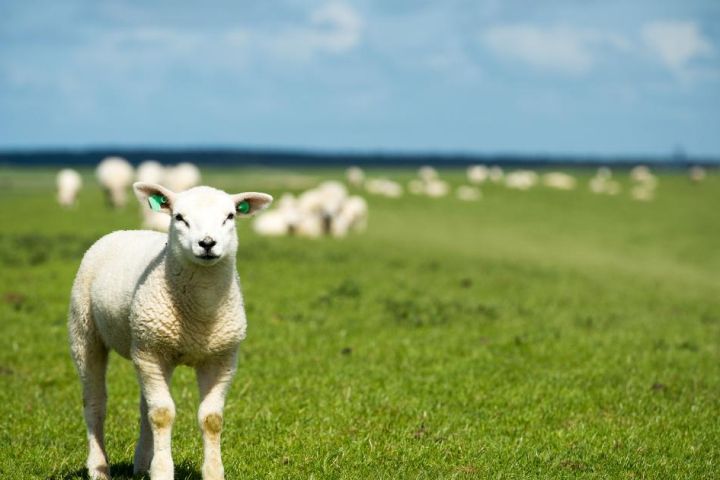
[{"xmin": 134, "ymin": 182, "xmax": 272, "ymax": 266}]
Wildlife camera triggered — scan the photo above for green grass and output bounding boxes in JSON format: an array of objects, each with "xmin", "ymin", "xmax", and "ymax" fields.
[{"xmin": 0, "ymin": 166, "xmax": 719, "ymax": 479}]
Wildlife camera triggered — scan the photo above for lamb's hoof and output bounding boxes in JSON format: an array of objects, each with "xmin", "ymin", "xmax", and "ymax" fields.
[{"xmin": 88, "ymin": 464, "xmax": 111, "ymax": 480}]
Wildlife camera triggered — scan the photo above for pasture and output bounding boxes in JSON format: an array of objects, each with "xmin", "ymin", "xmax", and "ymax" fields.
[{"xmin": 0, "ymin": 167, "xmax": 719, "ymax": 478}]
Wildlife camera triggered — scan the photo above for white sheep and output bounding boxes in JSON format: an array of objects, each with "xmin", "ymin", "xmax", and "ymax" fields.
[
  {"xmin": 689, "ymin": 166, "xmax": 706, "ymax": 183},
  {"xmin": 542, "ymin": 172, "xmax": 577, "ymax": 190},
  {"xmin": 505, "ymin": 170, "xmax": 538, "ymax": 190},
  {"xmin": 418, "ymin": 166, "xmax": 438, "ymax": 182},
  {"xmin": 331, "ymin": 195, "xmax": 368, "ymax": 237},
  {"xmin": 96, "ymin": 157, "xmax": 135, "ymax": 208},
  {"xmin": 136, "ymin": 160, "xmax": 165, "ymax": 184},
  {"xmin": 365, "ymin": 178, "xmax": 403, "ymax": 198},
  {"xmin": 68, "ymin": 182, "xmax": 272, "ymax": 480},
  {"xmin": 346, "ymin": 166, "xmax": 365, "ymax": 187},
  {"xmin": 456, "ymin": 185, "xmax": 482, "ymax": 201},
  {"xmin": 424, "ymin": 179, "xmax": 450, "ymax": 197},
  {"xmin": 467, "ymin": 165, "xmax": 489, "ymax": 184},
  {"xmin": 57, "ymin": 168, "xmax": 83, "ymax": 207},
  {"xmin": 164, "ymin": 162, "xmax": 202, "ymax": 192},
  {"xmin": 488, "ymin": 166, "xmax": 504, "ymax": 183}
]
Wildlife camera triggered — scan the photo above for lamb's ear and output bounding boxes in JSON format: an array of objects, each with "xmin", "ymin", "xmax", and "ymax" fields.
[
  {"xmin": 232, "ymin": 192, "xmax": 273, "ymax": 217},
  {"xmin": 133, "ymin": 182, "xmax": 176, "ymax": 214}
]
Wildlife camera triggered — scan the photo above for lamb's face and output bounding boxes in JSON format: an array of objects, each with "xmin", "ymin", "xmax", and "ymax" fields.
[{"xmin": 134, "ymin": 183, "xmax": 273, "ymax": 267}]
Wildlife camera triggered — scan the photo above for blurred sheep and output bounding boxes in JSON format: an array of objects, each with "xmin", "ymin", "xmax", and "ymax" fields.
[
  {"xmin": 542, "ymin": 172, "xmax": 577, "ymax": 190},
  {"xmin": 630, "ymin": 165, "xmax": 658, "ymax": 201},
  {"xmin": 136, "ymin": 161, "xmax": 170, "ymax": 231},
  {"xmin": 488, "ymin": 166, "xmax": 504, "ymax": 183},
  {"xmin": 456, "ymin": 185, "xmax": 481, "ymax": 201},
  {"xmin": 589, "ymin": 168, "xmax": 621, "ymax": 195},
  {"xmin": 505, "ymin": 170, "xmax": 538, "ymax": 190},
  {"xmin": 418, "ymin": 166, "xmax": 438, "ymax": 182},
  {"xmin": 136, "ymin": 160, "xmax": 165, "ymax": 184},
  {"xmin": 346, "ymin": 166, "xmax": 365, "ymax": 187},
  {"xmin": 165, "ymin": 162, "xmax": 201, "ymax": 192},
  {"xmin": 56, "ymin": 169, "xmax": 83, "ymax": 207},
  {"xmin": 689, "ymin": 166, "xmax": 706, "ymax": 183},
  {"xmin": 96, "ymin": 156, "xmax": 134, "ymax": 208},
  {"xmin": 467, "ymin": 165, "xmax": 489, "ymax": 184},
  {"xmin": 365, "ymin": 178, "xmax": 403, "ymax": 198}
]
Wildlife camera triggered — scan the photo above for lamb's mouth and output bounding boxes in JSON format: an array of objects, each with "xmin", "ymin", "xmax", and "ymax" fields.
[{"xmin": 196, "ymin": 253, "xmax": 220, "ymax": 261}]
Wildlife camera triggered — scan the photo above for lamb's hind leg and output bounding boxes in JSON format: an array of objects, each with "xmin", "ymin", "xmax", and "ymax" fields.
[
  {"xmin": 196, "ymin": 352, "xmax": 238, "ymax": 480},
  {"xmin": 69, "ymin": 327, "xmax": 110, "ymax": 480}
]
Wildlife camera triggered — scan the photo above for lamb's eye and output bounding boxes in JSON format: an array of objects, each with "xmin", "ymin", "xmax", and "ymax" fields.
[{"xmin": 174, "ymin": 214, "xmax": 188, "ymax": 226}]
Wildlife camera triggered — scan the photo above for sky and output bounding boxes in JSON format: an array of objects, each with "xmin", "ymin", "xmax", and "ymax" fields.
[{"xmin": 1, "ymin": 0, "xmax": 719, "ymax": 156}]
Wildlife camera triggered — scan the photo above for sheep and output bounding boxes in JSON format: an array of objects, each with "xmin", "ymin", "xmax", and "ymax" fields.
[
  {"xmin": 330, "ymin": 195, "xmax": 368, "ymax": 237},
  {"xmin": 424, "ymin": 179, "xmax": 450, "ymax": 197},
  {"xmin": 689, "ymin": 166, "xmax": 706, "ymax": 183},
  {"xmin": 418, "ymin": 166, "xmax": 438, "ymax": 182},
  {"xmin": 346, "ymin": 166, "xmax": 365, "ymax": 187},
  {"xmin": 505, "ymin": 170, "xmax": 538, "ymax": 190},
  {"xmin": 96, "ymin": 156, "xmax": 135, "ymax": 208},
  {"xmin": 57, "ymin": 168, "xmax": 83, "ymax": 207},
  {"xmin": 365, "ymin": 178, "xmax": 403, "ymax": 198},
  {"xmin": 456, "ymin": 185, "xmax": 482, "ymax": 201},
  {"xmin": 488, "ymin": 166, "xmax": 504, "ymax": 183},
  {"xmin": 467, "ymin": 165, "xmax": 489, "ymax": 184},
  {"xmin": 164, "ymin": 162, "xmax": 202, "ymax": 192},
  {"xmin": 542, "ymin": 172, "xmax": 577, "ymax": 190},
  {"xmin": 68, "ymin": 182, "xmax": 272, "ymax": 480},
  {"xmin": 589, "ymin": 168, "xmax": 621, "ymax": 195},
  {"xmin": 136, "ymin": 161, "xmax": 165, "ymax": 185}
]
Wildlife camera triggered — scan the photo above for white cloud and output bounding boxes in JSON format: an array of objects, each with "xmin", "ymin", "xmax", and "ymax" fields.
[
  {"xmin": 641, "ymin": 21, "xmax": 713, "ymax": 72},
  {"xmin": 482, "ymin": 24, "xmax": 629, "ymax": 74}
]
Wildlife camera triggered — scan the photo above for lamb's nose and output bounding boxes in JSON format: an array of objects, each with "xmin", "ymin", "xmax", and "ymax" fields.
[{"xmin": 198, "ymin": 236, "xmax": 216, "ymax": 251}]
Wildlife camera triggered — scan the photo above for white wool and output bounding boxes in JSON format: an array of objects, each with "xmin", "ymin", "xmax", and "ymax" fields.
[
  {"xmin": 165, "ymin": 162, "xmax": 201, "ymax": 192},
  {"xmin": 141, "ymin": 209, "xmax": 171, "ymax": 232},
  {"xmin": 505, "ymin": 170, "xmax": 538, "ymax": 190},
  {"xmin": 630, "ymin": 165, "xmax": 652, "ymax": 182},
  {"xmin": 424, "ymin": 179, "xmax": 450, "ymax": 197},
  {"xmin": 631, "ymin": 184, "xmax": 655, "ymax": 201},
  {"xmin": 296, "ymin": 213, "xmax": 325, "ymax": 238},
  {"xmin": 542, "ymin": 172, "xmax": 577, "ymax": 190},
  {"xmin": 136, "ymin": 160, "xmax": 165, "ymax": 184},
  {"xmin": 68, "ymin": 183, "xmax": 272, "ymax": 480},
  {"xmin": 57, "ymin": 169, "xmax": 83, "ymax": 207},
  {"xmin": 467, "ymin": 165, "xmax": 489, "ymax": 184},
  {"xmin": 689, "ymin": 166, "xmax": 706, "ymax": 183},
  {"xmin": 253, "ymin": 210, "xmax": 291, "ymax": 236},
  {"xmin": 589, "ymin": 170, "xmax": 621, "ymax": 195},
  {"xmin": 418, "ymin": 166, "xmax": 438, "ymax": 182},
  {"xmin": 318, "ymin": 180, "xmax": 349, "ymax": 217},
  {"xmin": 96, "ymin": 156, "xmax": 135, "ymax": 208},
  {"xmin": 456, "ymin": 185, "xmax": 482, "ymax": 201},
  {"xmin": 331, "ymin": 195, "xmax": 368, "ymax": 237},
  {"xmin": 365, "ymin": 178, "xmax": 403, "ymax": 198},
  {"xmin": 488, "ymin": 166, "xmax": 504, "ymax": 183},
  {"xmin": 346, "ymin": 166, "xmax": 365, "ymax": 186}
]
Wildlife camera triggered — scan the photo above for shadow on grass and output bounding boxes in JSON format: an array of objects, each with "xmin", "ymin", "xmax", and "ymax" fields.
[{"xmin": 48, "ymin": 461, "xmax": 201, "ymax": 480}]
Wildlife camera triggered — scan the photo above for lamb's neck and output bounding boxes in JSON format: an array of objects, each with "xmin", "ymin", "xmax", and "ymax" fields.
[{"xmin": 164, "ymin": 253, "xmax": 240, "ymax": 317}]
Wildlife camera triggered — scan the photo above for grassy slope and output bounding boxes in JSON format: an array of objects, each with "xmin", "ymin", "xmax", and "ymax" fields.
[{"xmin": 0, "ymin": 167, "xmax": 718, "ymax": 479}]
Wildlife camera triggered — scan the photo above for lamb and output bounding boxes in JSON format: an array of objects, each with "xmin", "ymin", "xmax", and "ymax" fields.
[
  {"xmin": 57, "ymin": 168, "xmax": 83, "ymax": 207},
  {"xmin": 330, "ymin": 195, "xmax": 368, "ymax": 237},
  {"xmin": 68, "ymin": 182, "xmax": 272, "ymax": 480},
  {"xmin": 467, "ymin": 165, "xmax": 489, "ymax": 184},
  {"xmin": 96, "ymin": 157, "xmax": 135, "ymax": 208},
  {"xmin": 542, "ymin": 172, "xmax": 577, "ymax": 190},
  {"xmin": 136, "ymin": 160, "xmax": 165, "ymax": 184},
  {"xmin": 505, "ymin": 170, "xmax": 538, "ymax": 190}
]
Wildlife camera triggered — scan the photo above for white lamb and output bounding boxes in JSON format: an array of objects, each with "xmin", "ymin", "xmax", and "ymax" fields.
[
  {"xmin": 96, "ymin": 157, "xmax": 135, "ymax": 208},
  {"xmin": 165, "ymin": 162, "xmax": 202, "ymax": 192},
  {"xmin": 136, "ymin": 160, "xmax": 165, "ymax": 184},
  {"xmin": 331, "ymin": 195, "xmax": 368, "ymax": 237},
  {"xmin": 68, "ymin": 182, "xmax": 272, "ymax": 480},
  {"xmin": 57, "ymin": 168, "xmax": 83, "ymax": 207},
  {"xmin": 505, "ymin": 170, "xmax": 538, "ymax": 190},
  {"xmin": 542, "ymin": 172, "xmax": 577, "ymax": 190}
]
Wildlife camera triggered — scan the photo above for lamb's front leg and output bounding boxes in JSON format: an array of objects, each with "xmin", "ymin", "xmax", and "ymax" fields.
[
  {"xmin": 196, "ymin": 351, "xmax": 238, "ymax": 480},
  {"xmin": 133, "ymin": 350, "xmax": 176, "ymax": 480}
]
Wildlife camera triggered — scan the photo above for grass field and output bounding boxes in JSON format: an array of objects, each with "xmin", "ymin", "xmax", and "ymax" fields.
[{"xmin": 0, "ymin": 166, "xmax": 719, "ymax": 479}]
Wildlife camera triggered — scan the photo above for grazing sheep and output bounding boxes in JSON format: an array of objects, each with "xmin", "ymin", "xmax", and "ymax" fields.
[
  {"xmin": 456, "ymin": 185, "xmax": 481, "ymax": 201},
  {"xmin": 136, "ymin": 161, "xmax": 165, "ymax": 185},
  {"xmin": 68, "ymin": 182, "xmax": 272, "ymax": 480},
  {"xmin": 165, "ymin": 163, "xmax": 201, "ymax": 192},
  {"xmin": 57, "ymin": 168, "xmax": 83, "ymax": 207},
  {"xmin": 365, "ymin": 178, "xmax": 403, "ymax": 198},
  {"xmin": 331, "ymin": 195, "xmax": 368, "ymax": 237},
  {"xmin": 505, "ymin": 170, "xmax": 538, "ymax": 190},
  {"xmin": 467, "ymin": 165, "xmax": 489, "ymax": 184},
  {"xmin": 689, "ymin": 166, "xmax": 706, "ymax": 183},
  {"xmin": 96, "ymin": 157, "xmax": 135, "ymax": 208},
  {"xmin": 346, "ymin": 166, "xmax": 365, "ymax": 187},
  {"xmin": 488, "ymin": 166, "xmax": 504, "ymax": 183},
  {"xmin": 542, "ymin": 172, "xmax": 577, "ymax": 191},
  {"xmin": 424, "ymin": 179, "xmax": 450, "ymax": 198},
  {"xmin": 418, "ymin": 166, "xmax": 438, "ymax": 182},
  {"xmin": 589, "ymin": 168, "xmax": 621, "ymax": 195}
]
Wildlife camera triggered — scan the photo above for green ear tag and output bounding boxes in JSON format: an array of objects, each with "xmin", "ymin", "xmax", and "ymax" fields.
[
  {"xmin": 148, "ymin": 194, "xmax": 167, "ymax": 212},
  {"xmin": 236, "ymin": 200, "xmax": 250, "ymax": 214}
]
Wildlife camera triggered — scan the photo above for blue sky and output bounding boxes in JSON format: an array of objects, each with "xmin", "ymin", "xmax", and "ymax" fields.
[{"xmin": 1, "ymin": 0, "xmax": 719, "ymax": 156}]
